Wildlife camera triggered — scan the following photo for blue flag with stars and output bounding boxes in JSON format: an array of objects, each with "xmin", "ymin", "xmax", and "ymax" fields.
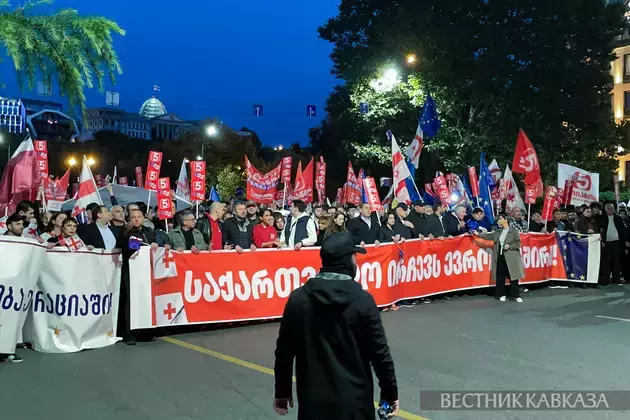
[
  {"xmin": 557, "ymin": 231, "xmax": 589, "ymax": 282},
  {"xmin": 209, "ymin": 186, "xmax": 220, "ymax": 202},
  {"xmin": 478, "ymin": 153, "xmax": 495, "ymax": 225},
  {"xmin": 419, "ymin": 93, "xmax": 441, "ymax": 138}
]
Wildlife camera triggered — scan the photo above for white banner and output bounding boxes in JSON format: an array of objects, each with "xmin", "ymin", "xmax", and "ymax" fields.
[
  {"xmin": 0, "ymin": 237, "xmax": 47, "ymax": 354},
  {"xmin": 557, "ymin": 163, "xmax": 599, "ymax": 206},
  {"xmin": 61, "ymin": 184, "xmax": 192, "ymax": 211},
  {"xmin": 22, "ymin": 248, "xmax": 122, "ymax": 353}
]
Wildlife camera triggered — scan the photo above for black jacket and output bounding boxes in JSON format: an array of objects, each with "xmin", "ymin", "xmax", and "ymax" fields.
[
  {"xmin": 376, "ymin": 225, "xmax": 397, "ymax": 243},
  {"xmin": 443, "ymin": 212, "xmax": 465, "ymax": 236},
  {"xmin": 346, "ymin": 213, "xmax": 380, "ymax": 245},
  {"xmin": 601, "ymin": 214, "xmax": 627, "ymax": 243},
  {"xmin": 222, "ymin": 216, "xmax": 254, "ymax": 248},
  {"xmin": 79, "ymin": 222, "xmax": 120, "ymax": 250},
  {"xmin": 426, "ymin": 214, "xmax": 446, "ymax": 237},
  {"xmin": 116, "ymin": 225, "xmax": 157, "ymax": 259},
  {"xmin": 405, "ymin": 210, "xmax": 430, "ymax": 238},
  {"xmin": 274, "ymin": 272, "xmax": 398, "ymax": 420}
]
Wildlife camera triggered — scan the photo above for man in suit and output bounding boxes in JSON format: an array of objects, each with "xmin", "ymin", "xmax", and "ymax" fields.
[
  {"xmin": 79, "ymin": 205, "xmax": 118, "ymax": 250},
  {"xmin": 426, "ymin": 203, "xmax": 447, "ymax": 238},
  {"xmin": 346, "ymin": 203, "xmax": 381, "ymax": 245},
  {"xmin": 443, "ymin": 205, "xmax": 467, "ymax": 236}
]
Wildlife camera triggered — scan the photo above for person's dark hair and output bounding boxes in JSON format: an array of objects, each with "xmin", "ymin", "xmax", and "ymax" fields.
[
  {"xmin": 531, "ymin": 210, "xmax": 541, "ymax": 215},
  {"xmin": 16, "ymin": 200, "xmax": 34, "ymax": 215},
  {"xmin": 177, "ymin": 209, "xmax": 195, "ymax": 226},
  {"xmin": 45, "ymin": 211, "xmax": 64, "ymax": 231},
  {"xmin": 432, "ymin": 203, "xmax": 442, "ymax": 212},
  {"xmin": 62, "ymin": 217, "xmax": 78, "ymax": 228},
  {"xmin": 383, "ymin": 211, "xmax": 397, "ymax": 226},
  {"xmin": 472, "ymin": 207, "xmax": 484, "ymax": 215},
  {"xmin": 619, "ymin": 208, "xmax": 627, "ymax": 215},
  {"xmin": 322, "ymin": 204, "xmax": 330, "ymax": 211},
  {"xmin": 129, "ymin": 208, "xmax": 144, "ymax": 218},
  {"xmin": 91, "ymin": 205, "xmax": 108, "ymax": 222},
  {"xmin": 292, "ymin": 200, "xmax": 306, "ymax": 213},
  {"xmin": 553, "ymin": 209, "xmax": 561, "ymax": 214},
  {"xmin": 86, "ymin": 202, "xmax": 100, "ymax": 213},
  {"xmin": 329, "ymin": 212, "xmax": 347, "ymax": 234},
  {"xmin": 6, "ymin": 213, "xmax": 24, "ymax": 225},
  {"xmin": 318, "ymin": 216, "xmax": 332, "ymax": 231},
  {"xmin": 233, "ymin": 200, "xmax": 246, "ymax": 209},
  {"xmin": 260, "ymin": 208, "xmax": 273, "ymax": 219},
  {"xmin": 497, "ymin": 212, "xmax": 508, "ymax": 220}
]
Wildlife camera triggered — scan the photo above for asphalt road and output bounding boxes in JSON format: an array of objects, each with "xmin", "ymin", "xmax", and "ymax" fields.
[{"xmin": 1, "ymin": 286, "xmax": 629, "ymax": 420}]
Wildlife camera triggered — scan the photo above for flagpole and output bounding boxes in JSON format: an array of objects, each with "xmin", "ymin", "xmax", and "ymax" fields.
[
  {"xmin": 281, "ymin": 183, "xmax": 287, "ymax": 209},
  {"xmin": 527, "ymin": 203, "xmax": 531, "ymax": 229},
  {"xmin": 146, "ymin": 190, "xmax": 152, "ymax": 211},
  {"xmin": 196, "ymin": 201, "xmax": 199, "ymax": 220}
]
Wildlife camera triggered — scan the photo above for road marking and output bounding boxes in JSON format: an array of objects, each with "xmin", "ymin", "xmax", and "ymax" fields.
[
  {"xmin": 162, "ymin": 337, "xmax": 429, "ymax": 420},
  {"xmin": 595, "ymin": 315, "xmax": 630, "ymax": 322}
]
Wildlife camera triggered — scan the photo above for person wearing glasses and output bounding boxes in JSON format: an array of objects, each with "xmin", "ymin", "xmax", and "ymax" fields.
[{"xmin": 168, "ymin": 209, "xmax": 208, "ymax": 252}]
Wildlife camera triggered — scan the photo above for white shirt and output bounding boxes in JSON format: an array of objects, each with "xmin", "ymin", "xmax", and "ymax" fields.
[
  {"xmin": 97, "ymin": 222, "xmax": 117, "ymax": 250},
  {"xmin": 499, "ymin": 228, "xmax": 509, "ymax": 254},
  {"xmin": 361, "ymin": 215, "xmax": 371, "ymax": 230},
  {"xmin": 606, "ymin": 215, "xmax": 619, "ymax": 242},
  {"xmin": 281, "ymin": 213, "xmax": 318, "ymax": 248}
]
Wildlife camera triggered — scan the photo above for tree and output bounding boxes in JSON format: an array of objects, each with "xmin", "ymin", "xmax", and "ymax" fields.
[
  {"xmin": 215, "ymin": 165, "xmax": 244, "ymax": 201},
  {"xmin": 315, "ymin": 0, "xmax": 629, "ymax": 189},
  {"xmin": 0, "ymin": 0, "xmax": 125, "ymax": 118}
]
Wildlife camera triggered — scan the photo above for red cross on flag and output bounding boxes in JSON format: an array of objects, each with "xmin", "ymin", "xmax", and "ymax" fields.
[
  {"xmin": 154, "ymin": 292, "xmax": 188, "ymax": 326},
  {"xmin": 58, "ymin": 234, "xmax": 86, "ymax": 252},
  {"xmin": 0, "ymin": 216, "xmax": 6, "ymax": 234},
  {"xmin": 23, "ymin": 218, "xmax": 39, "ymax": 239},
  {"xmin": 72, "ymin": 156, "xmax": 103, "ymax": 216},
  {"xmin": 153, "ymin": 247, "xmax": 178, "ymax": 280}
]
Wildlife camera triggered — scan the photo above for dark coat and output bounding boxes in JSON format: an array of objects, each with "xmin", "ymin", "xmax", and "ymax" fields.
[
  {"xmin": 443, "ymin": 212, "xmax": 466, "ymax": 236},
  {"xmin": 116, "ymin": 225, "xmax": 157, "ymax": 259},
  {"xmin": 426, "ymin": 214, "xmax": 446, "ymax": 237},
  {"xmin": 274, "ymin": 272, "xmax": 398, "ymax": 420},
  {"xmin": 376, "ymin": 225, "xmax": 397, "ymax": 243},
  {"xmin": 222, "ymin": 216, "xmax": 254, "ymax": 248},
  {"xmin": 79, "ymin": 222, "xmax": 119, "ymax": 250},
  {"xmin": 600, "ymin": 213, "xmax": 627, "ymax": 243},
  {"xmin": 405, "ymin": 210, "xmax": 430, "ymax": 237},
  {"xmin": 346, "ymin": 213, "xmax": 380, "ymax": 244}
]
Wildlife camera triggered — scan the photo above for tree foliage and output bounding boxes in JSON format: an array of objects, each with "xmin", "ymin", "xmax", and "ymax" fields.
[
  {"xmin": 215, "ymin": 165, "xmax": 243, "ymax": 202},
  {"xmin": 314, "ymin": 0, "xmax": 629, "ymax": 189},
  {"xmin": 0, "ymin": 0, "xmax": 125, "ymax": 118}
]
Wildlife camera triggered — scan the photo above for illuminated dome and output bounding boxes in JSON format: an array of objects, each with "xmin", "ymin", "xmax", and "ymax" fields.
[{"xmin": 139, "ymin": 96, "xmax": 167, "ymax": 118}]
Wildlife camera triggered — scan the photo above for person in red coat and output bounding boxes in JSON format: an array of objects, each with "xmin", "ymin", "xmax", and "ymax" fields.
[{"xmin": 253, "ymin": 209, "xmax": 281, "ymax": 248}]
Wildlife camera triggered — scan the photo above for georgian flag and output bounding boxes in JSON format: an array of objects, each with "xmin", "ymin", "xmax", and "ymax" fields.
[
  {"xmin": 0, "ymin": 216, "xmax": 6, "ymax": 234},
  {"xmin": 153, "ymin": 247, "xmax": 178, "ymax": 280},
  {"xmin": 503, "ymin": 165, "xmax": 526, "ymax": 213},
  {"xmin": 404, "ymin": 125, "xmax": 423, "ymax": 169},
  {"xmin": 23, "ymin": 218, "xmax": 39, "ymax": 238},
  {"xmin": 72, "ymin": 156, "xmax": 103, "ymax": 216},
  {"xmin": 154, "ymin": 292, "xmax": 188, "ymax": 326},
  {"xmin": 488, "ymin": 159, "xmax": 502, "ymax": 184},
  {"xmin": 387, "ymin": 130, "xmax": 412, "ymax": 205},
  {"xmin": 175, "ymin": 159, "xmax": 190, "ymax": 201},
  {"xmin": 58, "ymin": 234, "xmax": 86, "ymax": 252}
]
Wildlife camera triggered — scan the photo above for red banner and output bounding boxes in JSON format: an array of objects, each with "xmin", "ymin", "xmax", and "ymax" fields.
[
  {"xmin": 157, "ymin": 177, "xmax": 172, "ymax": 220},
  {"xmin": 468, "ymin": 167, "xmax": 479, "ymax": 197},
  {"xmin": 344, "ymin": 162, "xmax": 361, "ymax": 206},
  {"xmin": 148, "ymin": 233, "xmax": 566, "ymax": 326},
  {"xmin": 542, "ymin": 186, "xmax": 558, "ymax": 221},
  {"xmin": 135, "ymin": 167, "xmax": 143, "ymax": 187},
  {"xmin": 34, "ymin": 140, "xmax": 48, "ymax": 184},
  {"xmin": 315, "ymin": 156, "xmax": 326, "ymax": 204},
  {"xmin": 512, "ymin": 129, "xmax": 541, "ymax": 187},
  {"xmin": 524, "ymin": 185, "xmax": 536, "ymax": 204},
  {"xmin": 245, "ymin": 156, "xmax": 281, "ymax": 204},
  {"xmin": 119, "ymin": 176, "xmax": 128, "ymax": 186},
  {"xmin": 498, "ymin": 178, "xmax": 509, "ymax": 201},
  {"xmin": 363, "ymin": 176, "xmax": 382, "ymax": 211},
  {"xmin": 293, "ymin": 158, "xmax": 314, "ymax": 204},
  {"xmin": 554, "ymin": 188, "xmax": 564, "ymax": 210},
  {"xmin": 144, "ymin": 151, "xmax": 162, "ymax": 191},
  {"xmin": 44, "ymin": 169, "xmax": 70, "ymax": 202},
  {"xmin": 190, "ymin": 160, "xmax": 206, "ymax": 201},
  {"xmin": 335, "ymin": 187, "xmax": 343, "ymax": 204},
  {"xmin": 434, "ymin": 175, "xmax": 450, "ymax": 204},
  {"xmin": 281, "ymin": 157, "xmax": 292, "ymax": 184},
  {"xmin": 562, "ymin": 178, "xmax": 574, "ymax": 205}
]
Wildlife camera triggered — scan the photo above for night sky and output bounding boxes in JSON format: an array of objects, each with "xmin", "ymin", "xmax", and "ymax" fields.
[{"xmin": 0, "ymin": 0, "xmax": 340, "ymax": 146}]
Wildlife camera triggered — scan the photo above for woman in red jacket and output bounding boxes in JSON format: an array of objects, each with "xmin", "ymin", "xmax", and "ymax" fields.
[{"xmin": 253, "ymin": 209, "xmax": 282, "ymax": 248}]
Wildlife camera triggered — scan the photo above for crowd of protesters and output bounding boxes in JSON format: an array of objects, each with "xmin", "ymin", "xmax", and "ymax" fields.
[{"xmin": 1, "ymin": 190, "xmax": 627, "ymax": 362}]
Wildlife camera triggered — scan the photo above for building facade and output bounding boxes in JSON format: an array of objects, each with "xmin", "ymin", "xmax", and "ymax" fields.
[{"xmin": 83, "ymin": 96, "xmax": 198, "ymax": 141}]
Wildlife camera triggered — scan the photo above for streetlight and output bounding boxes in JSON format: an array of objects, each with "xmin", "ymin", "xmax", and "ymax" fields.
[
  {"xmin": 206, "ymin": 125, "xmax": 218, "ymax": 136},
  {"xmin": 67, "ymin": 157, "xmax": 77, "ymax": 167},
  {"xmin": 87, "ymin": 156, "xmax": 96, "ymax": 166},
  {"xmin": 406, "ymin": 54, "xmax": 417, "ymax": 64},
  {"xmin": 369, "ymin": 68, "xmax": 401, "ymax": 93},
  {"xmin": 196, "ymin": 155, "xmax": 202, "ymax": 161}
]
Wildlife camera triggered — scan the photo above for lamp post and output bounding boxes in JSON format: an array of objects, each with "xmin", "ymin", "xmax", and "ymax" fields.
[{"xmin": 201, "ymin": 125, "xmax": 218, "ymax": 159}]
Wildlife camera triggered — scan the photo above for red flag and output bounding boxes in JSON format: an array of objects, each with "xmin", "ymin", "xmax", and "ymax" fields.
[
  {"xmin": 246, "ymin": 156, "xmax": 281, "ymax": 204},
  {"xmin": 362, "ymin": 177, "xmax": 382, "ymax": 211},
  {"xmin": 34, "ymin": 140, "xmax": 48, "ymax": 185},
  {"xmin": 44, "ymin": 168, "xmax": 70, "ymax": 202},
  {"xmin": 524, "ymin": 185, "xmax": 536, "ymax": 204},
  {"xmin": 434, "ymin": 175, "xmax": 450, "ymax": 204},
  {"xmin": 468, "ymin": 167, "xmax": 479, "ymax": 198},
  {"xmin": 293, "ymin": 158, "xmax": 314, "ymax": 203},
  {"xmin": 335, "ymin": 187, "xmax": 343, "ymax": 204},
  {"xmin": 119, "ymin": 176, "xmax": 128, "ymax": 186},
  {"xmin": 315, "ymin": 156, "xmax": 326, "ymax": 204},
  {"xmin": 190, "ymin": 160, "xmax": 206, "ymax": 201},
  {"xmin": 157, "ymin": 178, "xmax": 172, "ymax": 220},
  {"xmin": 541, "ymin": 186, "xmax": 558, "ymax": 222},
  {"xmin": 554, "ymin": 188, "xmax": 564, "ymax": 210},
  {"xmin": 135, "ymin": 166, "xmax": 143, "ymax": 187},
  {"xmin": 512, "ymin": 129, "xmax": 541, "ymax": 187},
  {"xmin": 144, "ymin": 151, "xmax": 162, "ymax": 190},
  {"xmin": 281, "ymin": 157, "xmax": 292, "ymax": 184},
  {"xmin": 0, "ymin": 137, "xmax": 38, "ymax": 213},
  {"xmin": 72, "ymin": 156, "xmax": 103, "ymax": 216},
  {"xmin": 344, "ymin": 162, "xmax": 361, "ymax": 206}
]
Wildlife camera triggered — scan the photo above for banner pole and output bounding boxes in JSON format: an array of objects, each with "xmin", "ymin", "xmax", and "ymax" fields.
[
  {"xmin": 196, "ymin": 201, "xmax": 199, "ymax": 220},
  {"xmin": 527, "ymin": 203, "xmax": 531, "ymax": 229},
  {"xmin": 282, "ymin": 182, "xmax": 287, "ymax": 209},
  {"xmin": 146, "ymin": 190, "xmax": 151, "ymax": 210}
]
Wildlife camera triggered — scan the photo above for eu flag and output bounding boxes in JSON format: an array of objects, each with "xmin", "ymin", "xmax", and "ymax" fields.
[
  {"xmin": 209, "ymin": 186, "xmax": 220, "ymax": 202},
  {"xmin": 557, "ymin": 231, "xmax": 589, "ymax": 281},
  {"xmin": 419, "ymin": 93, "xmax": 441, "ymax": 138},
  {"xmin": 478, "ymin": 153, "xmax": 495, "ymax": 225}
]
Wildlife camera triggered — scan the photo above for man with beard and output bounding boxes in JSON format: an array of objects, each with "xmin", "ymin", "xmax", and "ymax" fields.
[
  {"xmin": 3, "ymin": 213, "xmax": 25, "ymax": 237},
  {"xmin": 223, "ymin": 201, "xmax": 256, "ymax": 251},
  {"xmin": 273, "ymin": 233, "xmax": 399, "ymax": 419},
  {"xmin": 575, "ymin": 207, "xmax": 598, "ymax": 235}
]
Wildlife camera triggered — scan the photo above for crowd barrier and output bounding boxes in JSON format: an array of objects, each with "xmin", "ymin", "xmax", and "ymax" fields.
[
  {"xmin": 129, "ymin": 232, "xmax": 601, "ymax": 330},
  {"xmin": 0, "ymin": 237, "xmax": 121, "ymax": 354},
  {"xmin": 0, "ymin": 232, "xmax": 601, "ymax": 353}
]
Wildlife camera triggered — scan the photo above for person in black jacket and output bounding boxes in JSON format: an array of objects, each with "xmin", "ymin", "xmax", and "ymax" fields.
[
  {"xmin": 443, "ymin": 205, "xmax": 467, "ymax": 236},
  {"xmin": 426, "ymin": 203, "xmax": 447, "ymax": 238},
  {"xmin": 599, "ymin": 203, "xmax": 627, "ymax": 286},
  {"xmin": 405, "ymin": 200, "xmax": 430, "ymax": 238},
  {"xmin": 273, "ymin": 233, "xmax": 399, "ymax": 419},
  {"xmin": 222, "ymin": 201, "xmax": 255, "ymax": 251},
  {"xmin": 393, "ymin": 203, "xmax": 414, "ymax": 239},
  {"xmin": 79, "ymin": 205, "xmax": 119, "ymax": 250},
  {"xmin": 377, "ymin": 212, "xmax": 400, "ymax": 243},
  {"xmin": 347, "ymin": 203, "xmax": 381, "ymax": 245},
  {"xmin": 116, "ymin": 208, "xmax": 159, "ymax": 345}
]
